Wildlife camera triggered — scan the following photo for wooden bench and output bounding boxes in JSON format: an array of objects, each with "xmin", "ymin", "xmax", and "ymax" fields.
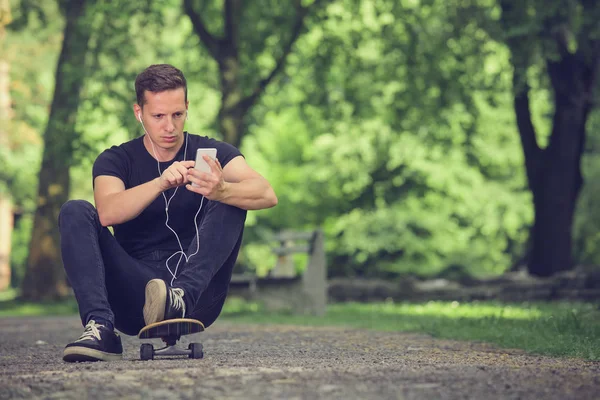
[{"xmin": 228, "ymin": 229, "xmax": 327, "ymax": 316}]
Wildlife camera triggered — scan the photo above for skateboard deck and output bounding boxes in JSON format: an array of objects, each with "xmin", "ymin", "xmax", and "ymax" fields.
[
  {"xmin": 137, "ymin": 318, "xmax": 205, "ymax": 360},
  {"xmin": 138, "ymin": 318, "xmax": 205, "ymax": 339}
]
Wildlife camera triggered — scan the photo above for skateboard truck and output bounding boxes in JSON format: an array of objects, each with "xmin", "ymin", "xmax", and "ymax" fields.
[{"xmin": 138, "ymin": 318, "xmax": 205, "ymax": 361}]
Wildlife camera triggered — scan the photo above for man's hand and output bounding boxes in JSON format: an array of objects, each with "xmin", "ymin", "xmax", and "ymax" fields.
[
  {"xmin": 157, "ymin": 160, "xmax": 196, "ymax": 192},
  {"xmin": 186, "ymin": 155, "xmax": 228, "ymax": 201}
]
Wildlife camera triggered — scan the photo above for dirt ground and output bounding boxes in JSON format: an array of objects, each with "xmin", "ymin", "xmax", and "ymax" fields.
[{"xmin": 0, "ymin": 316, "xmax": 599, "ymax": 400}]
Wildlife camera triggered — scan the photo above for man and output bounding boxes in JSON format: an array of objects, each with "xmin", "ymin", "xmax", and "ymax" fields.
[{"xmin": 60, "ymin": 64, "xmax": 277, "ymax": 362}]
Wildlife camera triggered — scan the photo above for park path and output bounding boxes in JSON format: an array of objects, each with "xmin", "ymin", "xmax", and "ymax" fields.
[{"xmin": 0, "ymin": 315, "xmax": 598, "ymax": 399}]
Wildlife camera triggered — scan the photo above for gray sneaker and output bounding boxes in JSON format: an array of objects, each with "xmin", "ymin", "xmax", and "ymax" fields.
[{"xmin": 143, "ymin": 279, "xmax": 186, "ymax": 325}]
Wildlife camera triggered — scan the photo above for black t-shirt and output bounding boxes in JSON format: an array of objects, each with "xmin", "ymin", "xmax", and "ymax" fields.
[{"xmin": 92, "ymin": 132, "xmax": 242, "ymax": 258}]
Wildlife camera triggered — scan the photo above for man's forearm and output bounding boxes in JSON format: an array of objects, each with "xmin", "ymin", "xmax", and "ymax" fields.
[
  {"xmin": 97, "ymin": 178, "xmax": 163, "ymax": 226},
  {"xmin": 218, "ymin": 178, "xmax": 278, "ymax": 211}
]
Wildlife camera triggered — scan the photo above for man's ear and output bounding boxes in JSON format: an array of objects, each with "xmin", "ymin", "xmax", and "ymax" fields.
[{"xmin": 133, "ymin": 104, "xmax": 142, "ymax": 122}]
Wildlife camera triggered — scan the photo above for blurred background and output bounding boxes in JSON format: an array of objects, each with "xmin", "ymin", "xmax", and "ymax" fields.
[{"xmin": 0, "ymin": 0, "xmax": 599, "ymax": 312}]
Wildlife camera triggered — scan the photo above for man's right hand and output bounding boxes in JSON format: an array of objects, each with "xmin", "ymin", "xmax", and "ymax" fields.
[{"xmin": 156, "ymin": 160, "xmax": 195, "ymax": 192}]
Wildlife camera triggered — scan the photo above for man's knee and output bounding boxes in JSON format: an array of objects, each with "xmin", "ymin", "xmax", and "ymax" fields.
[
  {"xmin": 59, "ymin": 200, "xmax": 98, "ymax": 227},
  {"xmin": 208, "ymin": 200, "xmax": 247, "ymax": 221},
  {"xmin": 192, "ymin": 302, "xmax": 225, "ymax": 329}
]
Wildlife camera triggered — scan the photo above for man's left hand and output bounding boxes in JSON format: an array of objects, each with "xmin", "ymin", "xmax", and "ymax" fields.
[{"xmin": 186, "ymin": 155, "xmax": 228, "ymax": 201}]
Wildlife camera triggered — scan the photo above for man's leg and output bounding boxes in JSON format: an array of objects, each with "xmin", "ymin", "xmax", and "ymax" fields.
[
  {"xmin": 59, "ymin": 200, "xmax": 161, "ymax": 361},
  {"xmin": 186, "ymin": 230, "xmax": 244, "ymax": 328},
  {"xmin": 143, "ymin": 200, "xmax": 246, "ymax": 324}
]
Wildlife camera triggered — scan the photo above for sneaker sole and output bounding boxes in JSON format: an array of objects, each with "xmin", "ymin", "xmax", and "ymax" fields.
[
  {"xmin": 143, "ymin": 279, "xmax": 167, "ymax": 325},
  {"xmin": 63, "ymin": 346, "xmax": 123, "ymax": 362}
]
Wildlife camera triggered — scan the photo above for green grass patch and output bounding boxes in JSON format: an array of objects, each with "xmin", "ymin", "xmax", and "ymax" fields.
[
  {"xmin": 0, "ymin": 287, "xmax": 18, "ymax": 302},
  {"xmin": 220, "ymin": 298, "xmax": 600, "ymax": 360},
  {"xmin": 0, "ymin": 289, "xmax": 78, "ymax": 317},
  {"xmin": 0, "ymin": 298, "xmax": 78, "ymax": 317},
  {"xmin": 1, "ymin": 290, "xmax": 598, "ymax": 360}
]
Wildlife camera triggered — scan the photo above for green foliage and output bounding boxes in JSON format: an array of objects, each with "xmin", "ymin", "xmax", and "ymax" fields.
[
  {"xmin": 70, "ymin": 0, "xmax": 222, "ymax": 198},
  {"xmin": 9, "ymin": 214, "xmax": 32, "ymax": 287},
  {"xmin": 4, "ymin": 0, "xmax": 600, "ymax": 286},
  {"xmin": 2, "ymin": 1, "xmax": 64, "ymax": 284},
  {"xmin": 573, "ymin": 109, "xmax": 600, "ymax": 265},
  {"xmin": 1, "ymin": 0, "xmax": 61, "ymax": 200},
  {"xmin": 242, "ymin": 0, "xmax": 533, "ymax": 278},
  {"xmin": 497, "ymin": 0, "xmax": 600, "ymax": 62}
]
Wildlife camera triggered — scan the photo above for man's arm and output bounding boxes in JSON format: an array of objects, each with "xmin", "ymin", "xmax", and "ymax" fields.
[
  {"xmin": 94, "ymin": 160, "xmax": 195, "ymax": 227},
  {"xmin": 94, "ymin": 176, "xmax": 162, "ymax": 227},
  {"xmin": 186, "ymin": 155, "xmax": 278, "ymax": 211}
]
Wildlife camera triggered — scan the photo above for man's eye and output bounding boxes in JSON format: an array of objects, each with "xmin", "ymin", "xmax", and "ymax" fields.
[
  {"xmin": 154, "ymin": 115, "xmax": 163, "ymax": 119},
  {"xmin": 174, "ymin": 113, "xmax": 183, "ymax": 119}
]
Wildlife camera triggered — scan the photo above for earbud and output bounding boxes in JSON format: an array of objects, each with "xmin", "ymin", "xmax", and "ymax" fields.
[{"xmin": 137, "ymin": 112, "xmax": 142, "ymax": 123}]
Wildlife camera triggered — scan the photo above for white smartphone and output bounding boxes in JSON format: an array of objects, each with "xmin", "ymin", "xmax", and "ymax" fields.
[{"xmin": 193, "ymin": 148, "xmax": 217, "ymax": 187}]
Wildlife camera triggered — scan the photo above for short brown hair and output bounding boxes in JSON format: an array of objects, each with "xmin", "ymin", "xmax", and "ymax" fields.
[{"xmin": 135, "ymin": 64, "xmax": 188, "ymax": 106}]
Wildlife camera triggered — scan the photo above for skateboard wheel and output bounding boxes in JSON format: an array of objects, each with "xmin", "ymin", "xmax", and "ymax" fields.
[
  {"xmin": 141, "ymin": 343, "xmax": 154, "ymax": 360},
  {"xmin": 188, "ymin": 342, "xmax": 204, "ymax": 359}
]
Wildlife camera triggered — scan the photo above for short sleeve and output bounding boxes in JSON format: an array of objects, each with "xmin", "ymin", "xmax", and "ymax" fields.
[
  {"xmin": 215, "ymin": 141, "xmax": 243, "ymax": 168},
  {"xmin": 92, "ymin": 147, "xmax": 130, "ymax": 188}
]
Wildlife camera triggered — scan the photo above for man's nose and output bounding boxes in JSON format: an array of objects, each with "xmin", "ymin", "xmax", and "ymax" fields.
[{"xmin": 165, "ymin": 117, "xmax": 175, "ymax": 133}]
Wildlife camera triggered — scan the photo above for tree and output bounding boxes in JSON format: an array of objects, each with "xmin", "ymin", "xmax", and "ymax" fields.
[
  {"xmin": 238, "ymin": 0, "xmax": 532, "ymax": 278},
  {"xmin": 0, "ymin": 0, "xmax": 12, "ymax": 290},
  {"xmin": 499, "ymin": 0, "xmax": 600, "ymax": 276},
  {"xmin": 21, "ymin": 0, "xmax": 94, "ymax": 300},
  {"xmin": 183, "ymin": 0, "xmax": 329, "ymax": 147}
]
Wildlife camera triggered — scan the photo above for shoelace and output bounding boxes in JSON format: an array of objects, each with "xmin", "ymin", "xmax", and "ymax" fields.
[
  {"xmin": 171, "ymin": 288, "xmax": 186, "ymax": 318},
  {"xmin": 75, "ymin": 320, "xmax": 102, "ymax": 342}
]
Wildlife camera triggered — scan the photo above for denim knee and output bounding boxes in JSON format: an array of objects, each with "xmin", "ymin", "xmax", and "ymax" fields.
[
  {"xmin": 206, "ymin": 200, "xmax": 248, "ymax": 221},
  {"xmin": 58, "ymin": 200, "xmax": 98, "ymax": 228}
]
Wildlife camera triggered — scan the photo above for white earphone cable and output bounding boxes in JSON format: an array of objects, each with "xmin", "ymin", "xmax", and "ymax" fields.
[{"xmin": 139, "ymin": 114, "xmax": 204, "ymax": 285}]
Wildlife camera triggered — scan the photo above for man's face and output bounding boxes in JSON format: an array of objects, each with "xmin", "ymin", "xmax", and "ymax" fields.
[{"xmin": 135, "ymin": 88, "xmax": 188, "ymax": 150}]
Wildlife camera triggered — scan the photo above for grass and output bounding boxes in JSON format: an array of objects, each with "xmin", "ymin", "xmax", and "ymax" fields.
[
  {"xmin": 1, "ymin": 289, "xmax": 598, "ymax": 360},
  {"xmin": 0, "ymin": 299, "xmax": 78, "ymax": 317},
  {"xmin": 0, "ymin": 288, "xmax": 79, "ymax": 317},
  {"xmin": 219, "ymin": 298, "xmax": 600, "ymax": 360}
]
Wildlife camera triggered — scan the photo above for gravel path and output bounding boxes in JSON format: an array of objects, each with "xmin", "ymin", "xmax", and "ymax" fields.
[{"xmin": 1, "ymin": 316, "xmax": 598, "ymax": 399}]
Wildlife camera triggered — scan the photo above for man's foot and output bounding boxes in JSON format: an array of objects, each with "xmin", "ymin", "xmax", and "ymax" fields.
[
  {"xmin": 143, "ymin": 279, "xmax": 186, "ymax": 325},
  {"xmin": 63, "ymin": 320, "xmax": 123, "ymax": 362}
]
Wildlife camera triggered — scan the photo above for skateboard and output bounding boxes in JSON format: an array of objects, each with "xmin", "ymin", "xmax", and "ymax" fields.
[{"xmin": 137, "ymin": 318, "xmax": 205, "ymax": 360}]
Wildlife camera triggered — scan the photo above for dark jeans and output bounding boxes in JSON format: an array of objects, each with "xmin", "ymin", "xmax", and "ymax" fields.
[{"xmin": 58, "ymin": 199, "xmax": 246, "ymax": 336}]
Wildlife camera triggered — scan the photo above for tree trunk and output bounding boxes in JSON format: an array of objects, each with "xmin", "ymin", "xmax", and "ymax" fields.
[
  {"xmin": 0, "ymin": 195, "xmax": 11, "ymax": 290},
  {"xmin": 218, "ymin": 50, "xmax": 245, "ymax": 148},
  {"xmin": 513, "ymin": 52, "xmax": 595, "ymax": 277},
  {"xmin": 21, "ymin": 0, "xmax": 92, "ymax": 301},
  {"xmin": 0, "ymin": 0, "xmax": 12, "ymax": 291},
  {"xmin": 500, "ymin": 0, "xmax": 600, "ymax": 278},
  {"xmin": 528, "ymin": 134, "xmax": 582, "ymax": 277}
]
